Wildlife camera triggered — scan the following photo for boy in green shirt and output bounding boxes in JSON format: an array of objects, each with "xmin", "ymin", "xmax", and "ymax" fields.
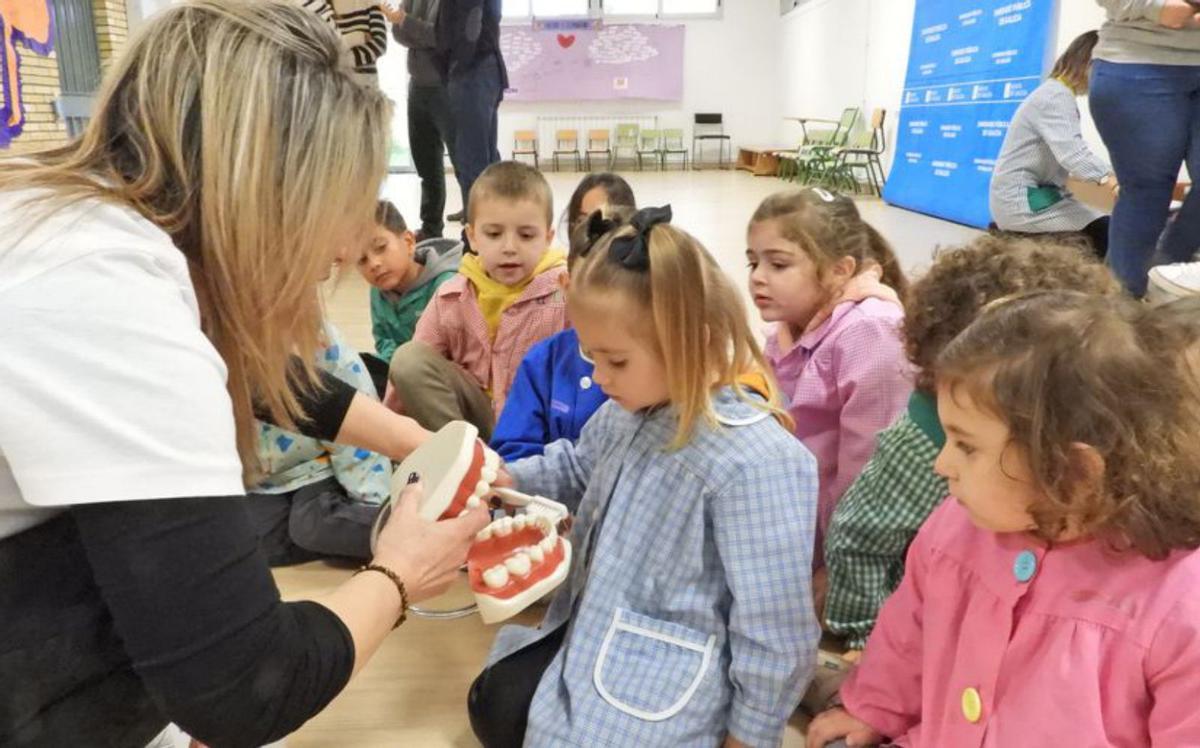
[{"xmin": 358, "ymin": 200, "xmax": 462, "ymax": 363}]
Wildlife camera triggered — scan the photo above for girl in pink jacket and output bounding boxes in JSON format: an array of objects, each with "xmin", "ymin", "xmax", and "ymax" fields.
[{"xmin": 809, "ymin": 291, "xmax": 1200, "ymax": 748}]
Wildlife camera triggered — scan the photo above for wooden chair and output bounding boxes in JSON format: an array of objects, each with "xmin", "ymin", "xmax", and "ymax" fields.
[
  {"xmin": 551, "ymin": 129, "xmax": 581, "ymax": 171},
  {"xmin": 661, "ymin": 128, "xmax": 689, "ymax": 170},
  {"xmin": 613, "ymin": 123, "xmax": 640, "ymax": 169},
  {"xmin": 828, "ymin": 108, "xmax": 888, "ymax": 195},
  {"xmin": 512, "ymin": 130, "xmax": 539, "ymax": 168},
  {"xmin": 585, "ymin": 129, "xmax": 612, "ymax": 171},
  {"xmin": 636, "ymin": 129, "xmax": 662, "ymax": 171}
]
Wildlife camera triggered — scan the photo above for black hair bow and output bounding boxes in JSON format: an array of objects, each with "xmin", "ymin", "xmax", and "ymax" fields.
[{"xmin": 607, "ymin": 205, "xmax": 672, "ymax": 271}]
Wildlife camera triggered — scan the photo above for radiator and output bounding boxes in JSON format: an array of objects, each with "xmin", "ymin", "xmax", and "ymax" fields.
[{"xmin": 534, "ymin": 114, "xmax": 659, "ymax": 156}]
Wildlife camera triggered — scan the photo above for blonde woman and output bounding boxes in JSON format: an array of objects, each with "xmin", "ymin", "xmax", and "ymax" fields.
[{"xmin": 0, "ymin": 1, "xmax": 486, "ymax": 744}]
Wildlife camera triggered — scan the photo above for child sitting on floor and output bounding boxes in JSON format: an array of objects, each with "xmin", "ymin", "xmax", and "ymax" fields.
[
  {"xmin": 389, "ymin": 161, "xmax": 568, "ymax": 440},
  {"xmin": 823, "ymin": 236, "xmax": 1121, "ymax": 652},
  {"xmin": 247, "ymin": 322, "xmax": 390, "ymax": 566},
  {"xmin": 469, "ymin": 207, "xmax": 819, "ymax": 748},
  {"xmin": 359, "ymin": 199, "xmax": 462, "ymax": 368},
  {"xmin": 489, "ymin": 174, "xmax": 638, "ymax": 461},
  {"xmin": 559, "ymin": 171, "xmax": 636, "ymax": 236},
  {"xmin": 746, "ymin": 187, "xmax": 910, "ymax": 567},
  {"xmin": 809, "ymin": 291, "xmax": 1200, "ymax": 747}
]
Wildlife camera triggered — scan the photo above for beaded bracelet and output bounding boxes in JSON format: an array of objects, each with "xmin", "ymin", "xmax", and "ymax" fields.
[{"xmin": 355, "ymin": 564, "xmax": 409, "ymax": 629}]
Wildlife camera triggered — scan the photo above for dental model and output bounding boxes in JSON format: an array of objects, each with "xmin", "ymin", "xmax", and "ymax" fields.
[
  {"xmin": 369, "ymin": 421, "xmax": 571, "ymax": 623},
  {"xmin": 470, "ymin": 510, "xmax": 571, "ymax": 624}
]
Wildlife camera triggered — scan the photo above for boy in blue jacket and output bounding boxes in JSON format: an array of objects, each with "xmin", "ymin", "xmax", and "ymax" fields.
[{"xmin": 489, "ymin": 206, "xmax": 633, "ymax": 460}]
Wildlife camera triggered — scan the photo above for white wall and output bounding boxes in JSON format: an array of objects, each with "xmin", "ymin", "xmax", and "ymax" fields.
[
  {"xmin": 388, "ymin": 3, "xmax": 784, "ymax": 163},
  {"xmin": 776, "ymin": 0, "xmax": 1109, "ymax": 171}
]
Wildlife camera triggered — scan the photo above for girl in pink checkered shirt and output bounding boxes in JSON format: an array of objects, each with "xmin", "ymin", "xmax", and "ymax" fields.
[{"xmin": 746, "ymin": 188, "xmax": 912, "ymax": 577}]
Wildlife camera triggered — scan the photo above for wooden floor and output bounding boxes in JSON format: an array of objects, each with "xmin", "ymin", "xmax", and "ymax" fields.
[{"xmin": 282, "ymin": 170, "xmax": 980, "ymax": 746}]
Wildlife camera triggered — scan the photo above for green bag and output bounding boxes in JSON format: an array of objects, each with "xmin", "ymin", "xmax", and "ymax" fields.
[{"xmin": 1027, "ymin": 185, "xmax": 1065, "ymax": 214}]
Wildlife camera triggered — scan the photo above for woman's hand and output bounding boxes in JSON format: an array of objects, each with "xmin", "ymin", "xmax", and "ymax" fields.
[
  {"xmin": 372, "ymin": 479, "xmax": 489, "ymax": 603},
  {"xmin": 807, "ymin": 707, "xmax": 883, "ymax": 748},
  {"xmin": 379, "ymin": 2, "xmax": 406, "ymax": 24},
  {"xmin": 803, "ymin": 261, "xmax": 902, "ymax": 335},
  {"xmin": 1159, "ymin": 0, "xmax": 1200, "ymax": 29}
]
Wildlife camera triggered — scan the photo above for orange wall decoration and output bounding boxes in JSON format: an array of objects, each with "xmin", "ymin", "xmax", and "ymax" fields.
[{"xmin": 1, "ymin": 0, "xmax": 54, "ymax": 146}]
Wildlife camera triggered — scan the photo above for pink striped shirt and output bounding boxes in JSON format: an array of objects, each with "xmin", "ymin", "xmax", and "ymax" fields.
[
  {"xmin": 842, "ymin": 499, "xmax": 1200, "ymax": 747},
  {"xmin": 764, "ymin": 298, "xmax": 911, "ymax": 564},
  {"xmin": 414, "ymin": 267, "xmax": 569, "ymax": 416}
]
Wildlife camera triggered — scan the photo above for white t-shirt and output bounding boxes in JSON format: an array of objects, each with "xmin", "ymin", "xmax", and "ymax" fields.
[{"xmin": 0, "ymin": 190, "xmax": 244, "ymax": 540}]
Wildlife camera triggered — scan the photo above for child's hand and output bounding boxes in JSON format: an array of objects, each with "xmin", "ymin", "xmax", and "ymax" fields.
[
  {"xmin": 842, "ymin": 648, "xmax": 863, "ymax": 664},
  {"xmin": 804, "ymin": 262, "xmax": 902, "ymax": 335},
  {"xmin": 1159, "ymin": 0, "xmax": 1200, "ymax": 29},
  {"xmin": 722, "ymin": 737, "xmax": 749, "ymax": 748},
  {"xmin": 382, "ymin": 381, "xmax": 404, "ymax": 413},
  {"xmin": 807, "ymin": 707, "xmax": 883, "ymax": 748},
  {"xmin": 379, "ymin": 2, "xmax": 406, "ymax": 24},
  {"xmin": 493, "ymin": 465, "xmax": 515, "ymax": 490},
  {"xmin": 813, "ymin": 567, "xmax": 829, "ymax": 624}
]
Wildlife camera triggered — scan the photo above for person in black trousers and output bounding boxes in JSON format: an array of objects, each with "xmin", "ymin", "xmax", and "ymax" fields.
[
  {"xmin": 437, "ymin": 0, "xmax": 508, "ymax": 218},
  {"xmin": 383, "ymin": 0, "xmax": 467, "ymax": 237}
]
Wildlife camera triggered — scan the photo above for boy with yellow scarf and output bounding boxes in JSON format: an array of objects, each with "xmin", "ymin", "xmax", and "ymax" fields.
[{"xmin": 389, "ymin": 161, "xmax": 568, "ymax": 440}]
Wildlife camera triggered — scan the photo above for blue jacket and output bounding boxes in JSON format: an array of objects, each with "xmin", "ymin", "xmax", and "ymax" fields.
[{"xmin": 490, "ymin": 328, "xmax": 608, "ymax": 461}]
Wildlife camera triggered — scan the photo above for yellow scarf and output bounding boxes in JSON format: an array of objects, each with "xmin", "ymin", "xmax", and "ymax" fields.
[{"xmin": 459, "ymin": 250, "xmax": 567, "ymax": 339}]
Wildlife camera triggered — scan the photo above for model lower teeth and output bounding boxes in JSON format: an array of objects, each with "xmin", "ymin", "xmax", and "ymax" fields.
[
  {"xmin": 482, "ymin": 566, "xmax": 509, "ymax": 589},
  {"xmin": 505, "ymin": 553, "xmax": 532, "ymax": 577}
]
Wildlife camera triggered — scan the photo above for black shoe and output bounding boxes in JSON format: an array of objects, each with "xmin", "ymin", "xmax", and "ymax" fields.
[
  {"xmin": 447, "ymin": 210, "xmax": 466, "ymax": 223},
  {"xmin": 414, "ymin": 229, "xmax": 441, "ymax": 243}
]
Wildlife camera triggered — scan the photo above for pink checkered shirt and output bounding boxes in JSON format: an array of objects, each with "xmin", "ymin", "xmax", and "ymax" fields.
[
  {"xmin": 414, "ymin": 266, "xmax": 570, "ymax": 416},
  {"xmin": 765, "ymin": 298, "xmax": 912, "ymax": 566}
]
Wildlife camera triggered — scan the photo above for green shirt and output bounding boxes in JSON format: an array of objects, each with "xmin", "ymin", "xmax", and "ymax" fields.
[{"xmin": 823, "ymin": 390, "xmax": 947, "ymax": 649}]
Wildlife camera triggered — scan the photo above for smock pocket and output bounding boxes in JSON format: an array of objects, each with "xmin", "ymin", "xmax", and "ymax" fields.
[{"xmin": 592, "ymin": 607, "xmax": 716, "ymax": 721}]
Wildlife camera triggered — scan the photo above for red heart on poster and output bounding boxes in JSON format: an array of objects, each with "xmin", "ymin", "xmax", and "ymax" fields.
[{"xmin": 557, "ymin": 33, "xmax": 575, "ymax": 49}]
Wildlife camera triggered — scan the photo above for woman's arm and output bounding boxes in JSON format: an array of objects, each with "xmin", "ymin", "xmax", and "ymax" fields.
[
  {"xmin": 266, "ymin": 364, "xmax": 430, "ymax": 460},
  {"xmin": 71, "ymin": 483, "xmax": 485, "ymax": 745},
  {"xmin": 1030, "ymin": 86, "xmax": 1111, "ymax": 183}
]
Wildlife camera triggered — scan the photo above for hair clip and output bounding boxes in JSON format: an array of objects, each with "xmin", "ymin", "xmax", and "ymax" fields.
[
  {"xmin": 809, "ymin": 187, "xmax": 837, "ymax": 203},
  {"xmin": 608, "ymin": 205, "xmax": 672, "ymax": 271}
]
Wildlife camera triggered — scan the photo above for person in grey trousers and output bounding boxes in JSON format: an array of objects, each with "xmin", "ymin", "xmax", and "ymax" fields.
[{"xmin": 383, "ymin": 0, "xmax": 465, "ymax": 238}]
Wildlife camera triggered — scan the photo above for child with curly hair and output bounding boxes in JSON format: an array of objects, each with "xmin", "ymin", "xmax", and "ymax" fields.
[
  {"xmin": 810, "ymin": 290, "xmax": 1200, "ymax": 746},
  {"xmin": 823, "ymin": 236, "xmax": 1121, "ymax": 650}
]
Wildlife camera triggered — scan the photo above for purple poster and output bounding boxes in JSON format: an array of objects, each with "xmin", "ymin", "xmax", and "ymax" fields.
[{"xmin": 500, "ymin": 23, "xmax": 684, "ymax": 102}]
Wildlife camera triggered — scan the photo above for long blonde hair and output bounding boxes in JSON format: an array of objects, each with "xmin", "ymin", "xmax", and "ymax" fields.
[
  {"xmin": 570, "ymin": 216, "xmax": 790, "ymax": 449},
  {"xmin": 0, "ymin": 0, "xmax": 391, "ymax": 478}
]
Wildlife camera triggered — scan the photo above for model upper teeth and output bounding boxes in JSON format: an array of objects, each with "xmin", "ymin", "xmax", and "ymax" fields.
[
  {"xmin": 494, "ymin": 517, "xmax": 514, "ymax": 536},
  {"xmin": 527, "ymin": 544, "xmax": 545, "ymax": 563},
  {"xmin": 467, "ymin": 495, "xmax": 482, "ymax": 509},
  {"xmin": 539, "ymin": 535, "xmax": 556, "ymax": 554},
  {"xmin": 473, "ymin": 480, "xmax": 490, "ymax": 497},
  {"xmin": 482, "ymin": 565, "xmax": 509, "ymax": 589},
  {"xmin": 477, "ymin": 525, "xmax": 493, "ymax": 541},
  {"xmin": 514, "ymin": 514, "xmax": 529, "ymax": 530},
  {"xmin": 505, "ymin": 552, "xmax": 532, "ymax": 576}
]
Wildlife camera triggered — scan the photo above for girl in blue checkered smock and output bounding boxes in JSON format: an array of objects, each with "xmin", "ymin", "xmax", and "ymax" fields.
[{"xmin": 467, "ymin": 207, "xmax": 820, "ymax": 748}]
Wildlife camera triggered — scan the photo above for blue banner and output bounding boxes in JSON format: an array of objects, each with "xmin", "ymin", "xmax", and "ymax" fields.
[{"xmin": 883, "ymin": 1, "xmax": 1058, "ymax": 228}]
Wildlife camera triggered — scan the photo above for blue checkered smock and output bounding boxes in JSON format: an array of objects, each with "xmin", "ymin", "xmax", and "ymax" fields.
[{"xmin": 493, "ymin": 387, "xmax": 819, "ymax": 747}]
